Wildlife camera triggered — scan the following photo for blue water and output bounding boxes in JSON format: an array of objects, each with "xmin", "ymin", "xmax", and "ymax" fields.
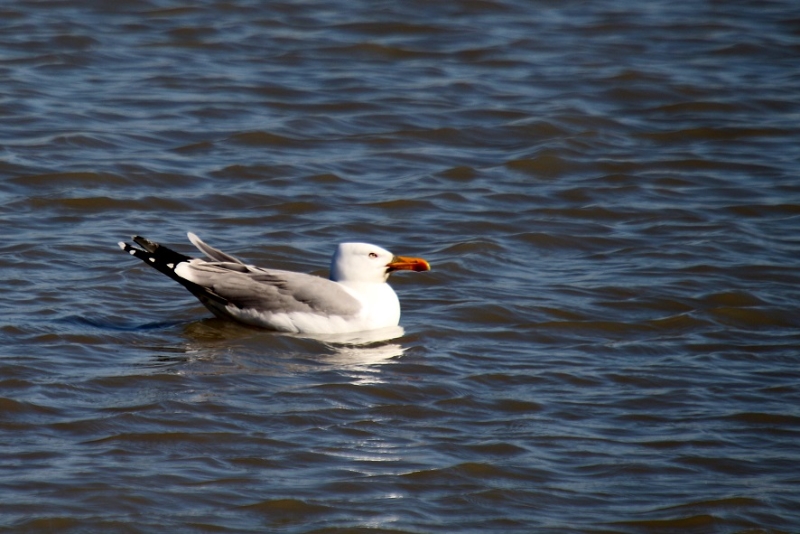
[{"xmin": 1, "ymin": 1, "xmax": 799, "ymax": 532}]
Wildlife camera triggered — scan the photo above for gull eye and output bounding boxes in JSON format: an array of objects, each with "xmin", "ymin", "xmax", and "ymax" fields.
[{"xmin": 369, "ymin": 252, "xmax": 378, "ymax": 259}]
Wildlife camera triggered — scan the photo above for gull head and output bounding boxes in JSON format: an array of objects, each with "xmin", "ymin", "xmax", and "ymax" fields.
[{"xmin": 330, "ymin": 243, "xmax": 430, "ymax": 284}]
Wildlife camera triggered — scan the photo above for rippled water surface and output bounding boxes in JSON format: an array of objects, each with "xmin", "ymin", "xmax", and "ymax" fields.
[{"xmin": 2, "ymin": 1, "xmax": 800, "ymax": 532}]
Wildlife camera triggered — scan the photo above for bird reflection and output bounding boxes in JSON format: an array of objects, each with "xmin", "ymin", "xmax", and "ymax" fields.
[
  {"xmin": 144, "ymin": 318, "xmax": 407, "ymax": 372},
  {"xmin": 292, "ymin": 325, "xmax": 406, "ymax": 368}
]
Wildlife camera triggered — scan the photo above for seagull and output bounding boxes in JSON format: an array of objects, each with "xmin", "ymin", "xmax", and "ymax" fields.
[{"xmin": 118, "ymin": 233, "xmax": 430, "ymax": 335}]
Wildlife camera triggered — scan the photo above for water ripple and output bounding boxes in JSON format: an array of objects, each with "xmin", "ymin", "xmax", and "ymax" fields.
[{"xmin": 1, "ymin": 0, "xmax": 800, "ymax": 532}]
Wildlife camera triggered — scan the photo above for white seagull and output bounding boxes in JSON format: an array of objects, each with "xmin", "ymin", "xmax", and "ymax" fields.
[{"xmin": 118, "ymin": 233, "xmax": 430, "ymax": 335}]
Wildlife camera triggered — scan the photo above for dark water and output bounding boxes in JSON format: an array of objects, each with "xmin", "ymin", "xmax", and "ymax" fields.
[{"xmin": 2, "ymin": 1, "xmax": 800, "ymax": 532}]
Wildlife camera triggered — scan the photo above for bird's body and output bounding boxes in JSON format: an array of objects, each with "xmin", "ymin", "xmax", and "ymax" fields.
[{"xmin": 118, "ymin": 233, "xmax": 430, "ymax": 335}]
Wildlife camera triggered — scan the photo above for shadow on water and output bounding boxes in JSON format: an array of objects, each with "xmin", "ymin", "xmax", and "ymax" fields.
[{"xmin": 65, "ymin": 314, "xmax": 187, "ymax": 332}]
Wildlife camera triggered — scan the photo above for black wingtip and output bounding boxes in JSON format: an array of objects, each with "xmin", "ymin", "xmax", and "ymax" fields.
[
  {"xmin": 118, "ymin": 235, "xmax": 193, "ymax": 273},
  {"xmin": 118, "ymin": 234, "xmax": 228, "ymax": 308}
]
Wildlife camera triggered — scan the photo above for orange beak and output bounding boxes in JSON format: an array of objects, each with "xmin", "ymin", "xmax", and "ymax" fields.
[{"xmin": 387, "ymin": 255, "xmax": 431, "ymax": 272}]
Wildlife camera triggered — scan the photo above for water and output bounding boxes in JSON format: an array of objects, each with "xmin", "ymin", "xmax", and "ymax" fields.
[{"xmin": 2, "ymin": 1, "xmax": 800, "ymax": 532}]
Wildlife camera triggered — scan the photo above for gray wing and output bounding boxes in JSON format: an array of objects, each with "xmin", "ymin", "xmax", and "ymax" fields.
[
  {"xmin": 187, "ymin": 232, "xmax": 245, "ymax": 264},
  {"xmin": 186, "ymin": 262, "xmax": 362, "ymax": 317}
]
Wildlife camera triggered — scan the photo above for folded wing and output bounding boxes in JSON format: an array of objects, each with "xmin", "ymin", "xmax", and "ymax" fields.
[{"xmin": 181, "ymin": 262, "xmax": 362, "ymax": 318}]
